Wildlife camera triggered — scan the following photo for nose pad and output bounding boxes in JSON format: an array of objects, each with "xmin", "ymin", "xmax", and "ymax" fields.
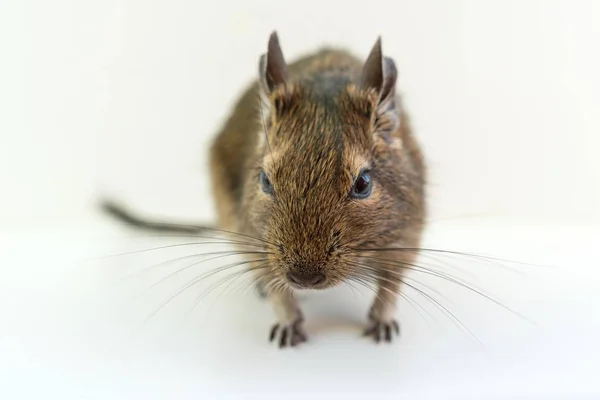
[{"xmin": 286, "ymin": 271, "xmax": 326, "ymax": 286}]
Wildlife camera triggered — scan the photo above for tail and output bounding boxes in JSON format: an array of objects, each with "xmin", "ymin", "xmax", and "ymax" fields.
[{"xmin": 99, "ymin": 199, "xmax": 214, "ymax": 234}]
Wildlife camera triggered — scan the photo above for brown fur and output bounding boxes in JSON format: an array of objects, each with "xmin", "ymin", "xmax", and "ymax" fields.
[{"xmin": 209, "ymin": 34, "xmax": 427, "ymax": 346}]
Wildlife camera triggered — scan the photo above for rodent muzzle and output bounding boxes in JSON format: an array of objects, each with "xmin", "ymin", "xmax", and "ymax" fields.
[{"xmin": 286, "ymin": 271, "xmax": 326, "ymax": 288}]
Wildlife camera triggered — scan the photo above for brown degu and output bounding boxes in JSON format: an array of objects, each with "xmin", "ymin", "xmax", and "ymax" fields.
[{"xmin": 102, "ymin": 31, "xmax": 427, "ymax": 348}]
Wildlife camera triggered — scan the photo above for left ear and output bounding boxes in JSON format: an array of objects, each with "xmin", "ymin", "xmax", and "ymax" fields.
[{"xmin": 360, "ymin": 37, "xmax": 400, "ymax": 133}]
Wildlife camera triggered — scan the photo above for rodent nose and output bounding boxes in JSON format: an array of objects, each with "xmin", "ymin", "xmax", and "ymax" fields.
[{"xmin": 286, "ymin": 271, "xmax": 326, "ymax": 286}]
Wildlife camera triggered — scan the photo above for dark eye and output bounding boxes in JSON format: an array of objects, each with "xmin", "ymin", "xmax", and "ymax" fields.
[
  {"xmin": 260, "ymin": 170, "xmax": 274, "ymax": 195},
  {"xmin": 350, "ymin": 170, "xmax": 372, "ymax": 199}
]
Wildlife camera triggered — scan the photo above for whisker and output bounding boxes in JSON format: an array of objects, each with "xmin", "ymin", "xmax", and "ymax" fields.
[
  {"xmin": 263, "ymin": 278, "xmax": 278, "ymax": 295},
  {"xmin": 403, "ymin": 275, "xmax": 453, "ymax": 306},
  {"xmin": 344, "ymin": 280, "xmax": 360, "ymax": 299},
  {"xmin": 210, "ymin": 264, "xmax": 270, "ymax": 304},
  {"xmin": 351, "ymin": 264, "xmax": 480, "ymax": 343},
  {"xmin": 268, "ymin": 278, "xmax": 289, "ymax": 295},
  {"xmin": 139, "ymin": 252, "xmax": 269, "ymax": 295},
  {"xmin": 353, "ymin": 261, "xmax": 453, "ymax": 307},
  {"xmin": 137, "ymin": 260, "xmax": 269, "ymax": 329},
  {"xmin": 400, "ymin": 278, "xmax": 483, "ymax": 346},
  {"xmin": 115, "ymin": 250, "xmax": 270, "ymax": 285},
  {"xmin": 414, "ymin": 250, "xmax": 523, "ymax": 275},
  {"xmin": 397, "ymin": 252, "xmax": 491, "ymax": 278},
  {"xmin": 345, "ymin": 274, "xmax": 396, "ymax": 318},
  {"xmin": 274, "ymin": 280, "xmax": 288, "ymax": 295},
  {"xmin": 100, "ymin": 232, "xmax": 269, "ymax": 245},
  {"xmin": 208, "ymin": 263, "xmax": 272, "ymax": 308},
  {"xmin": 239, "ymin": 270, "xmax": 274, "ymax": 297},
  {"xmin": 346, "ymin": 276, "xmax": 376, "ymax": 294},
  {"xmin": 350, "ymin": 259, "xmax": 459, "ymax": 303},
  {"xmin": 198, "ymin": 227, "xmax": 274, "ymax": 246},
  {"xmin": 97, "ymin": 240, "xmax": 268, "ymax": 260},
  {"xmin": 346, "ymin": 276, "xmax": 391, "ymax": 312},
  {"xmin": 187, "ymin": 262, "xmax": 271, "ymax": 319},
  {"xmin": 354, "ymin": 247, "xmax": 551, "ymax": 268},
  {"xmin": 349, "ymin": 271, "xmax": 434, "ymax": 327},
  {"xmin": 357, "ymin": 255, "xmax": 484, "ymax": 296},
  {"xmin": 354, "ymin": 257, "xmax": 532, "ymax": 323},
  {"xmin": 399, "ymin": 289, "xmax": 437, "ymax": 328}
]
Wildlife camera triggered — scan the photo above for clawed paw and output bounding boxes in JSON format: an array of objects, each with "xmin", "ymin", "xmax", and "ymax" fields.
[
  {"xmin": 363, "ymin": 319, "xmax": 400, "ymax": 343},
  {"xmin": 269, "ymin": 320, "xmax": 307, "ymax": 348}
]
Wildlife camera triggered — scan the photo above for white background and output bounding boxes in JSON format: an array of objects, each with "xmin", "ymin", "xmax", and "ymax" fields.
[
  {"xmin": 3, "ymin": 0, "xmax": 600, "ymax": 224},
  {"xmin": 2, "ymin": 1, "xmax": 600, "ymax": 399}
]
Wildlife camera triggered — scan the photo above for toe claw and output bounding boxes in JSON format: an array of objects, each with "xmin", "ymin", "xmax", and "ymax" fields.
[
  {"xmin": 294, "ymin": 325, "xmax": 307, "ymax": 343},
  {"xmin": 269, "ymin": 320, "xmax": 307, "ymax": 348},
  {"xmin": 269, "ymin": 324, "xmax": 279, "ymax": 342},
  {"xmin": 279, "ymin": 327, "xmax": 289, "ymax": 348},
  {"xmin": 291, "ymin": 330, "xmax": 305, "ymax": 347},
  {"xmin": 374, "ymin": 326, "xmax": 381, "ymax": 343},
  {"xmin": 364, "ymin": 319, "xmax": 400, "ymax": 344}
]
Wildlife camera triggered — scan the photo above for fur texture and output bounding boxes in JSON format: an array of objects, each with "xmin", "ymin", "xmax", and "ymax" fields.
[{"xmin": 209, "ymin": 32, "xmax": 427, "ymax": 346}]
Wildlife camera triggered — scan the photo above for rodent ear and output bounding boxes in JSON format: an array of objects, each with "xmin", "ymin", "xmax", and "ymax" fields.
[
  {"xmin": 259, "ymin": 31, "xmax": 288, "ymax": 95},
  {"xmin": 360, "ymin": 37, "xmax": 397, "ymax": 109},
  {"xmin": 360, "ymin": 37, "xmax": 399, "ymax": 134}
]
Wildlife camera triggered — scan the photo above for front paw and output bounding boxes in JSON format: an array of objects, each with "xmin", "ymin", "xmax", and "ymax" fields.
[
  {"xmin": 269, "ymin": 319, "xmax": 307, "ymax": 348},
  {"xmin": 364, "ymin": 318, "xmax": 400, "ymax": 343}
]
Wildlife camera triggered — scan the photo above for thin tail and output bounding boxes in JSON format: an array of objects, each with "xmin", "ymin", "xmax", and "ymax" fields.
[{"xmin": 99, "ymin": 200, "xmax": 214, "ymax": 234}]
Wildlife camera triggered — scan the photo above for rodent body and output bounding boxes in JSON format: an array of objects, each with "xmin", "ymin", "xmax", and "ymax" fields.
[
  {"xmin": 208, "ymin": 32, "xmax": 427, "ymax": 346},
  {"xmin": 101, "ymin": 32, "xmax": 426, "ymax": 347}
]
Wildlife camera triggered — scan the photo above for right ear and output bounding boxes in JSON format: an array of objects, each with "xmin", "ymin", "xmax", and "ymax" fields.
[{"xmin": 259, "ymin": 31, "xmax": 288, "ymax": 96}]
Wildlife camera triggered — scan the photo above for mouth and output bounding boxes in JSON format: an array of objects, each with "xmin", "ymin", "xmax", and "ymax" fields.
[
  {"xmin": 286, "ymin": 271, "xmax": 327, "ymax": 290},
  {"xmin": 287, "ymin": 282, "xmax": 327, "ymax": 290}
]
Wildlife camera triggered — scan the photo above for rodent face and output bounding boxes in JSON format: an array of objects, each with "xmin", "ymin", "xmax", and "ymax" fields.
[
  {"xmin": 246, "ymin": 85, "xmax": 413, "ymax": 291},
  {"xmin": 243, "ymin": 32, "xmax": 423, "ymax": 291}
]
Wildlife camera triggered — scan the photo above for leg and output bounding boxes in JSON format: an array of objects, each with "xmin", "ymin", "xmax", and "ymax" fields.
[
  {"xmin": 364, "ymin": 268, "xmax": 402, "ymax": 343},
  {"xmin": 242, "ymin": 253, "xmax": 269, "ymax": 300},
  {"xmin": 267, "ymin": 290, "xmax": 307, "ymax": 348},
  {"xmin": 243, "ymin": 253, "xmax": 306, "ymax": 347}
]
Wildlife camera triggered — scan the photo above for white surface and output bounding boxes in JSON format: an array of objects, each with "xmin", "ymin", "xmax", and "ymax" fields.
[
  {"xmin": 1, "ymin": 218, "xmax": 599, "ymax": 398},
  {"xmin": 3, "ymin": 0, "xmax": 600, "ymax": 223}
]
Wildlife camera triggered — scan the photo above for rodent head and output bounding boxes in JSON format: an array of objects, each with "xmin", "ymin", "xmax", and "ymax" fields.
[{"xmin": 243, "ymin": 32, "xmax": 423, "ymax": 291}]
